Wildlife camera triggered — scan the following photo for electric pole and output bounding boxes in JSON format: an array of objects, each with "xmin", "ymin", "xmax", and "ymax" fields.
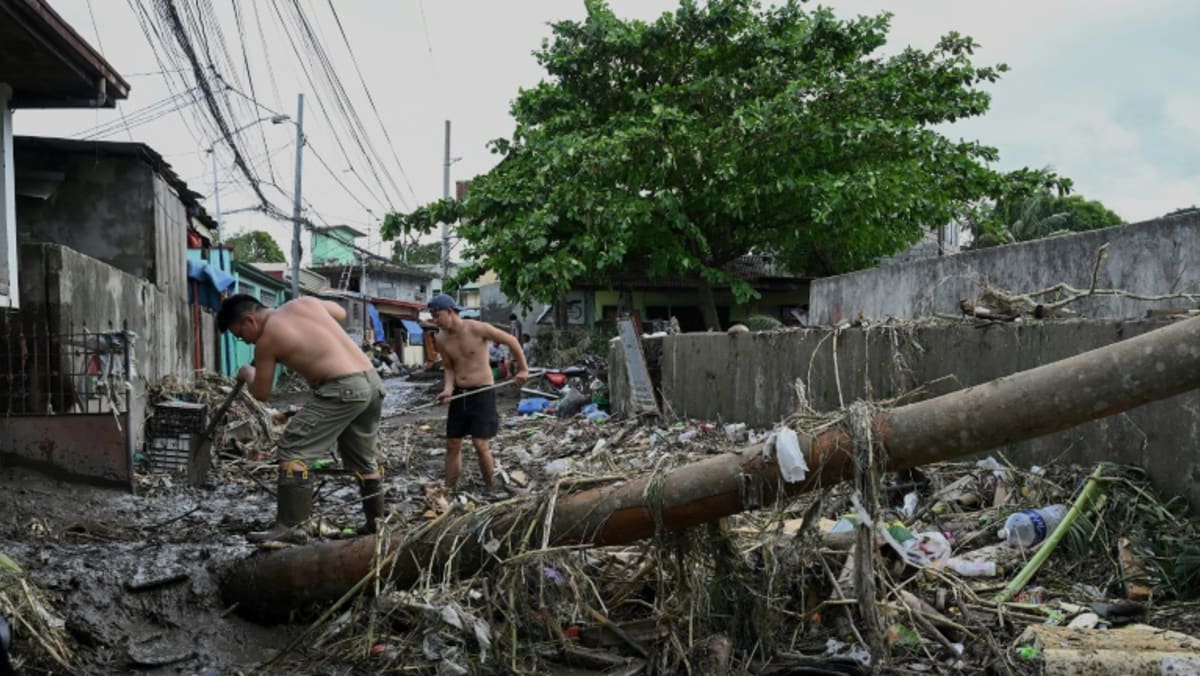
[
  {"xmin": 289, "ymin": 93, "xmax": 305, "ymax": 299},
  {"xmin": 441, "ymin": 119, "xmax": 451, "ymax": 293}
]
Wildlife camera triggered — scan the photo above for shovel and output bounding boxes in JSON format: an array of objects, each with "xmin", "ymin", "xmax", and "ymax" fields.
[{"xmin": 188, "ymin": 380, "xmax": 246, "ymax": 487}]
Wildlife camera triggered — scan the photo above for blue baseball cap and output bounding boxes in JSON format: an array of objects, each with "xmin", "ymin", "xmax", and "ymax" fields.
[{"xmin": 427, "ymin": 294, "xmax": 462, "ymax": 313}]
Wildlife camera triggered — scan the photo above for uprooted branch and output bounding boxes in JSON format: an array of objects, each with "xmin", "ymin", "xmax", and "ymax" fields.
[{"xmin": 962, "ymin": 244, "xmax": 1200, "ymax": 320}]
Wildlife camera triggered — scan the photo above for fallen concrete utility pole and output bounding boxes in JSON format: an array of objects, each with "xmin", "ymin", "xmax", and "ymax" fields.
[{"xmin": 222, "ymin": 316, "xmax": 1200, "ymax": 621}]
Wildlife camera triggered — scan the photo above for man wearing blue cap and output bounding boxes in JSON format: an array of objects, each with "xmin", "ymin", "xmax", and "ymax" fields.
[{"xmin": 428, "ymin": 293, "xmax": 529, "ymax": 490}]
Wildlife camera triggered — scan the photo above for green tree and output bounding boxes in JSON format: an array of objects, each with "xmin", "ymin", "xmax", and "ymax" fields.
[
  {"xmin": 383, "ymin": 0, "xmax": 1066, "ymax": 328},
  {"xmin": 390, "ymin": 238, "xmax": 442, "ymax": 266},
  {"xmin": 226, "ymin": 230, "xmax": 286, "ymax": 263},
  {"xmin": 969, "ymin": 189, "xmax": 1122, "ymax": 247}
]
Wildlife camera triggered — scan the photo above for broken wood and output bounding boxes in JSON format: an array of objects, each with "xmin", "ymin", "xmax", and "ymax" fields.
[
  {"xmin": 221, "ymin": 315, "xmax": 1200, "ymax": 622},
  {"xmin": 1020, "ymin": 623, "xmax": 1200, "ymax": 675}
]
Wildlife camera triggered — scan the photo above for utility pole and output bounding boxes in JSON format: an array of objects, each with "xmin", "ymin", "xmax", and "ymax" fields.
[
  {"xmin": 289, "ymin": 94, "xmax": 305, "ymax": 299},
  {"xmin": 210, "ymin": 150, "xmax": 222, "ymax": 240},
  {"xmin": 441, "ymin": 119, "xmax": 451, "ymax": 294}
]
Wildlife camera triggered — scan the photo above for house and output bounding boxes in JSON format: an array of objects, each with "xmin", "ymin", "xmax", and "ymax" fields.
[
  {"xmin": 0, "ymin": 1, "xmax": 189, "ymax": 489},
  {"xmin": 311, "ymin": 224, "xmax": 365, "ymax": 266},
  {"xmin": 13, "ymin": 136, "xmax": 216, "ymax": 377},
  {"xmin": 309, "ymin": 224, "xmax": 435, "ymax": 302},
  {"xmin": 481, "ymin": 254, "xmax": 810, "ymax": 334},
  {"xmin": 0, "ymin": 0, "xmax": 131, "ymax": 310},
  {"xmin": 310, "ymin": 257, "xmax": 433, "ymax": 302},
  {"xmin": 251, "ymin": 261, "xmax": 329, "ymax": 296}
]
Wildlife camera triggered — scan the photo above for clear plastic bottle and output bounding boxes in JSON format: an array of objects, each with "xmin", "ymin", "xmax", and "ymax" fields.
[{"xmin": 998, "ymin": 505, "xmax": 1068, "ymax": 547}]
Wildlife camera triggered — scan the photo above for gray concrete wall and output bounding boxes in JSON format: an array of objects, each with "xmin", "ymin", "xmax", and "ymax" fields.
[
  {"xmin": 21, "ymin": 242, "xmax": 192, "ymax": 384},
  {"xmin": 15, "ymin": 150, "xmax": 157, "ymax": 281},
  {"xmin": 810, "ymin": 213, "xmax": 1200, "ymax": 325},
  {"xmin": 364, "ymin": 270, "xmax": 427, "ymax": 303},
  {"xmin": 610, "ymin": 319, "xmax": 1200, "ymax": 510}
]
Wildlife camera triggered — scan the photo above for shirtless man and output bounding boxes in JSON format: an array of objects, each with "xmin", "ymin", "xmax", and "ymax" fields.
[
  {"xmin": 218, "ymin": 294, "xmax": 387, "ymax": 542},
  {"xmin": 428, "ymin": 294, "xmax": 529, "ymax": 490}
]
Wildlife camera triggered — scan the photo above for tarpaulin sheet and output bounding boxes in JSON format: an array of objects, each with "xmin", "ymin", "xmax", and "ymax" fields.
[
  {"xmin": 187, "ymin": 260, "xmax": 236, "ymax": 310},
  {"xmin": 400, "ymin": 319, "xmax": 423, "ymax": 346}
]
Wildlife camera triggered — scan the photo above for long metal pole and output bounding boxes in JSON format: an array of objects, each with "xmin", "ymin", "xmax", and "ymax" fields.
[
  {"xmin": 440, "ymin": 120, "xmax": 450, "ymax": 292},
  {"xmin": 289, "ymin": 94, "xmax": 306, "ymax": 299},
  {"xmin": 211, "ymin": 149, "xmax": 221, "ymax": 241}
]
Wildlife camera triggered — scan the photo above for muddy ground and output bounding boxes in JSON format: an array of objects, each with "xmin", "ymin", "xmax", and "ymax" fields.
[
  {"xmin": 0, "ymin": 374, "xmax": 524, "ymax": 674},
  {"xmin": 3, "ymin": 372, "xmax": 1200, "ymax": 674}
]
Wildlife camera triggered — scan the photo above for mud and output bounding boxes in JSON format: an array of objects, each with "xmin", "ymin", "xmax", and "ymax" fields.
[{"xmin": 0, "ymin": 373, "xmax": 542, "ymax": 673}]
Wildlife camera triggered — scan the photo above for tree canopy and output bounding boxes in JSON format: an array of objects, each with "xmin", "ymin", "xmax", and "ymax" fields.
[
  {"xmin": 390, "ymin": 239, "xmax": 442, "ymax": 266},
  {"xmin": 383, "ymin": 0, "xmax": 1066, "ymax": 324},
  {"xmin": 969, "ymin": 190, "xmax": 1123, "ymax": 248},
  {"xmin": 226, "ymin": 230, "xmax": 286, "ymax": 263}
]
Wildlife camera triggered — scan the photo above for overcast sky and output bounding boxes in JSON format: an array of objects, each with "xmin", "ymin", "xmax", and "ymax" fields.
[{"xmin": 16, "ymin": 0, "xmax": 1200, "ymax": 264}]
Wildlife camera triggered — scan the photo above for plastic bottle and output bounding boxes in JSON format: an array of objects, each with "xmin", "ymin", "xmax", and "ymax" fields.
[
  {"xmin": 998, "ymin": 505, "xmax": 1068, "ymax": 547},
  {"xmin": 947, "ymin": 558, "xmax": 998, "ymax": 577}
]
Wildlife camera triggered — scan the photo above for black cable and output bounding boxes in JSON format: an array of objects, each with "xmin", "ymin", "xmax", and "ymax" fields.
[{"xmin": 326, "ymin": 0, "xmax": 418, "ymax": 204}]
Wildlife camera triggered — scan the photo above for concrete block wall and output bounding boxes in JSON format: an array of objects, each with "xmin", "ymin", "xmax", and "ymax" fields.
[
  {"xmin": 610, "ymin": 319, "xmax": 1200, "ymax": 511},
  {"xmin": 21, "ymin": 242, "xmax": 193, "ymax": 384},
  {"xmin": 810, "ymin": 213, "xmax": 1200, "ymax": 325}
]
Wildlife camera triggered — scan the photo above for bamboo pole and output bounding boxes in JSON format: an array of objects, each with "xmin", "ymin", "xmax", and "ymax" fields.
[{"xmin": 221, "ymin": 315, "xmax": 1200, "ymax": 622}]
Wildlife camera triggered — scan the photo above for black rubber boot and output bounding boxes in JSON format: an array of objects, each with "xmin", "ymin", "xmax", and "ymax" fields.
[
  {"xmin": 356, "ymin": 477, "xmax": 386, "ymax": 535},
  {"xmin": 247, "ymin": 469, "xmax": 313, "ymax": 544}
]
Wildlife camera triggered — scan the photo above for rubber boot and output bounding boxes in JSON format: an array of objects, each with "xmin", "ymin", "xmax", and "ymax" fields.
[
  {"xmin": 247, "ymin": 469, "xmax": 313, "ymax": 544},
  {"xmin": 356, "ymin": 474, "xmax": 386, "ymax": 535}
]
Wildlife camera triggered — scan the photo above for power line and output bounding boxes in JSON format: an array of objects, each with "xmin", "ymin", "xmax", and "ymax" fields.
[
  {"xmin": 157, "ymin": 0, "xmax": 274, "ymax": 211},
  {"xmin": 325, "ymin": 0, "xmax": 418, "ymax": 204}
]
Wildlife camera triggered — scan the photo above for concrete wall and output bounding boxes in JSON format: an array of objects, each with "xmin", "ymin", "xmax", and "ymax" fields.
[
  {"xmin": 610, "ymin": 319, "xmax": 1200, "ymax": 510},
  {"xmin": 21, "ymin": 243, "xmax": 192, "ymax": 384},
  {"xmin": 810, "ymin": 213, "xmax": 1200, "ymax": 325},
  {"xmin": 364, "ymin": 269, "xmax": 427, "ymax": 302},
  {"xmin": 15, "ymin": 150, "xmax": 157, "ymax": 281}
]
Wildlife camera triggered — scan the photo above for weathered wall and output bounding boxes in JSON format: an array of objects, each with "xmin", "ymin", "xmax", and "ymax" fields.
[
  {"xmin": 810, "ymin": 213, "xmax": 1200, "ymax": 325},
  {"xmin": 15, "ymin": 150, "xmax": 157, "ymax": 281},
  {"xmin": 21, "ymin": 243, "xmax": 192, "ymax": 384},
  {"xmin": 610, "ymin": 320, "xmax": 1200, "ymax": 510},
  {"xmin": 152, "ymin": 173, "xmax": 188, "ymax": 302},
  {"xmin": 364, "ymin": 270, "xmax": 427, "ymax": 303}
]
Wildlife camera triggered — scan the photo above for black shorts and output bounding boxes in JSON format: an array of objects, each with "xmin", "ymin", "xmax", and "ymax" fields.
[{"xmin": 446, "ymin": 386, "xmax": 499, "ymax": 439}]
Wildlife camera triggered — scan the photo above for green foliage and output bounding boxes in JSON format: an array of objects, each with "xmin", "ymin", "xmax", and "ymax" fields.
[
  {"xmin": 744, "ymin": 314, "xmax": 783, "ymax": 331},
  {"xmin": 391, "ymin": 240, "xmax": 442, "ymax": 266},
  {"xmin": 226, "ymin": 230, "xmax": 286, "ymax": 263},
  {"xmin": 969, "ymin": 189, "xmax": 1123, "ymax": 247},
  {"xmin": 382, "ymin": 0, "xmax": 1066, "ymax": 307},
  {"xmin": 1165, "ymin": 205, "xmax": 1199, "ymax": 217}
]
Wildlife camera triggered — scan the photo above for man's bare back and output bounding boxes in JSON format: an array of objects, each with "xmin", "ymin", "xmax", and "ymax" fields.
[{"xmin": 254, "ymin": 297, "xmax": 373, "ymax": 385}]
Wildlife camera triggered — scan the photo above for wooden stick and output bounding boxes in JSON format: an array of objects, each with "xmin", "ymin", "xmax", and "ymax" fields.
[{"xmin": 386, "ymin": 379, "xmax": 519, "ymax": 417}]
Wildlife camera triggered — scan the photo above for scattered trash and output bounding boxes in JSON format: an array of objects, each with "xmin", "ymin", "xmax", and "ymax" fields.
[
  {"xmin": 773, "ymin": 427, "xmax": 808, "ymax": 483},
  {"xmin": 999, "ymin": 504, "xmax": 1068, "ymax": 547}
]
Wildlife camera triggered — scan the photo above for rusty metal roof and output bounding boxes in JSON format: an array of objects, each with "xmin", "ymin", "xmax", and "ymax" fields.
[{"xmin": 0, "ymin": 0, "xmax": 130, "ymax": 108}]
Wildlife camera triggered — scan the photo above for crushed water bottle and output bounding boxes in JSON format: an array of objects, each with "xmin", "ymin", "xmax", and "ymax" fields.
[{"xmin": 998, "ymin": 505, "xmax": 1068, "ymax": 547}]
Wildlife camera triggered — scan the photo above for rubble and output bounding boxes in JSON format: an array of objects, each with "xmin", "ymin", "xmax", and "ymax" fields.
[{"xmin": 4, "ymin": 318, "xmax": 1200, "ymax": 673}]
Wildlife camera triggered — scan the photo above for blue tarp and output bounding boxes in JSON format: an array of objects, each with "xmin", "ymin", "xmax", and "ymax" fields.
[
  {"xmin": 367, "ymin": 303, "xmax": 385, "ymax": 343},
  {"xmin": 187, "ymin": 259, "xmax": 236, "ymax": 310},
  {"xmin": 400, "ymin": 319, "xmax": 423, "ymax": 346}
]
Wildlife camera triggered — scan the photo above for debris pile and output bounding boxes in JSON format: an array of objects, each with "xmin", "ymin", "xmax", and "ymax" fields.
[
  {"xmin": 146, "ymin": 372, "xmax": 285, "ymax": 466},
  {"xmin": 264, "ymin": 406, "xmax": 1200, "ymax": 674},
  {"xmin": 0, "ymin": 552, "xmax": 72, "ymax": 673}
]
